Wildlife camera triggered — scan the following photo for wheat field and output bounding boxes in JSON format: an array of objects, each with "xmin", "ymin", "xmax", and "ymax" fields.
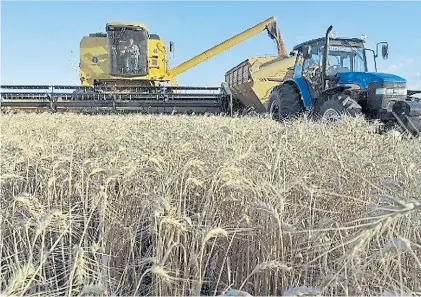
[{"xmin": 0, "ymin": 113, "xmax": 420, "ymax": 296}]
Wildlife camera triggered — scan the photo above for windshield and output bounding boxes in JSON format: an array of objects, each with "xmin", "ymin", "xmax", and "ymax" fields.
[
  {"xmin": 324, "ymin": 45, "xmax": 366, "ymax": 74},
  {"xmin": 107, "ymin": 27, "xmax": 148, "ymax": 77}
]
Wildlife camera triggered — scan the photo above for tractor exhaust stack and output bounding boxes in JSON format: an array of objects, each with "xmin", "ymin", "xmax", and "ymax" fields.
[{"xmin": 322, "ymin": 25, "xmax": 333, "ymax": 91}]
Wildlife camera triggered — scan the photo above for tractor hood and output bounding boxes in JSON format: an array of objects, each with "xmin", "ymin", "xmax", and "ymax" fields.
[{"xmin": 336, "ymin": 72, "xmax": 407, "ymax": 89}]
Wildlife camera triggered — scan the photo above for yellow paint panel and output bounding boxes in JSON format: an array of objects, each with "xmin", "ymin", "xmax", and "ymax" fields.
[{"xmin": 79, "ymin": 36, "xmax": 110, "ymax": 85}]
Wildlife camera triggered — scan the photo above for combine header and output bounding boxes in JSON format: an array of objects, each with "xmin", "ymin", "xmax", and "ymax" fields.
[
  {"xmin": 1, "ymin": 17, "xmax": 287, "ymax": 114},
  {"xmin": 0, "ymin": 85, "xmax": 226, "ymax": 114}
]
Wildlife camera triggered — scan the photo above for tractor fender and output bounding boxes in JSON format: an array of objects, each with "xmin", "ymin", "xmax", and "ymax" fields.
[
  {"xmin": 321, "ymin": 83, "xmax": 361, "ymax": 97},
  {"xmin": 283, "ymin": 78, "xmax": 313, "ymax": 109}
]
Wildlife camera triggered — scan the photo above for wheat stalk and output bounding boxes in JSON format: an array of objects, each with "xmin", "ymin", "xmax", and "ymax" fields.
[{"xmin": 1, "ymin": 113, "xmax": 420, "ymax": 296}]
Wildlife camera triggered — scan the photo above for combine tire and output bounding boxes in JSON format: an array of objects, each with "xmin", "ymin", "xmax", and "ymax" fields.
[
  {"xmin": 314, "ymin": 94, "xmax": 363, "ymax": 122},
  {"xmin": 267, "ymin": 84, "xmax": 304, "ymax": 120}
]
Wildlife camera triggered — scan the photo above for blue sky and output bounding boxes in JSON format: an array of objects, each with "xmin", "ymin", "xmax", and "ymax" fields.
[{"xmin": 1, "ymin": 1, "xmax": 421, "ymax": 89}]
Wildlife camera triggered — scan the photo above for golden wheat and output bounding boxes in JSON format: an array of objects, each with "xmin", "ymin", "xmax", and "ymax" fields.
[{"xmin": 0, "ymin": 113, "xmax": 420, "ymax": 296}]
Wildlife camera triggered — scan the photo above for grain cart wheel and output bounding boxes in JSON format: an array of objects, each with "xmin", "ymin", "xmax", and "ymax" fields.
[
  {"xmin": 243, "ymin": 105, "xmax": 259, "ymax": 116},
  {"xmin": 315, "ymin": 94, "xmax": 363, "ymax": 122},
  {"xmin": 267, "ymin": 84, "xmax": 304, "ymax": 121}
]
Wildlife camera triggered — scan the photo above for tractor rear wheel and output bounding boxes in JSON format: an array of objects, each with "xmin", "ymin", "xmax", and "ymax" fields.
[
  {"xmin": 314, "ymin": 94, "xmax": 363, "ymax": 122},
  {"xmin": 267, "ymin": 84, "xmax": 304, "ymax": 120}
]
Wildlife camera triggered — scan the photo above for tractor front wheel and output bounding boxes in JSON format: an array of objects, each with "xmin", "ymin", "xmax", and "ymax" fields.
[
  {"xmin": 267, "ymin": 84, "xmax": 304, "ymax": 121},
  {"xmin": 314, "ymin": 95, "xmax": 363, "ymax": 122}
]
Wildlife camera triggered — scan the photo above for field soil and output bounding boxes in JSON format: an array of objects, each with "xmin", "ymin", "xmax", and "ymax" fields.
[{"xmin": 1, "ymin": 113, "xmax": 420, "ymax": 296}]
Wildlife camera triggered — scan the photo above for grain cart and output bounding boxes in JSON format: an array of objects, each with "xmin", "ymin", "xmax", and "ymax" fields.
[
  {"xmin": 224, "ymin": 55, "xmax": 296, "ymax": 114},
  {"xmin": 264, "ymin": 25, "xmax": 421, "ymax": 135}
]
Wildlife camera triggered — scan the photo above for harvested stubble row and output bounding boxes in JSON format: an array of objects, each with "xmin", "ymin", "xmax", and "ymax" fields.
[{"xmin": 0, "ymin": 113, "xmax": 420, "ymax": 297}]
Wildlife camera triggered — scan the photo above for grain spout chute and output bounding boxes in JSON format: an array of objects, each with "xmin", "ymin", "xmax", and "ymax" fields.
[{"xmin": 223, "ymin": 18, "xmax": 296, "ymax": 113}]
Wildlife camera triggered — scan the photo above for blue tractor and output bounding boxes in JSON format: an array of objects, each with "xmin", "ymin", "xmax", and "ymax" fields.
[{"xmin": 267, "ymin": 25, "xmax": 421, "ymax": 135}]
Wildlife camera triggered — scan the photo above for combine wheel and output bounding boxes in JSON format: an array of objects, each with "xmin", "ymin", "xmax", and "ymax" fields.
[
  {"xmin": 267, "ymin": 84, "xmax": 304, "ymax": 120},
  {"xmin": 314, "ymin": 94, "xmax": 363, "ymax": 122}
]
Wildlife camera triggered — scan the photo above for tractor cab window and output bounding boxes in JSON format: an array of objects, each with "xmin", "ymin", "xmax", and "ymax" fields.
[
  {"xmin": 321, "ymin": 45, "xmax": 367, "ymax": 75},
  {"xmin": 303, "ymin": 45, "xmax": 321, "ymax": 72},
  {"xmin": 302, "ymin": 44, "xmax": 322, "ymax": 84},
  {"xmin": 353, "ymin": 49, "xmax": 366, "ymax": 72},
  {"xmin": 340, "ymin": 55, "xmax": 351, "ymax": 69},
  {"xmin": 107, "ymin": 26, "xmax": 148, "ymax": 76}
]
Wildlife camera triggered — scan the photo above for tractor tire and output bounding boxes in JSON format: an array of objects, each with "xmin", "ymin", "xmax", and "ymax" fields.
[
  {"xmin": 314, "ymin": 94, "xmax": 363, "ymax": 122},
  {"xmin": 267, "ymin": 84, "xmax": 304, "ymax": 121}
]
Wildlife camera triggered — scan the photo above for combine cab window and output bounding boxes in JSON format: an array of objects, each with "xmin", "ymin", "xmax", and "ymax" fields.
[{"xmin": 107, "ymin": 26, "xmax": 148, "ymax": 76}]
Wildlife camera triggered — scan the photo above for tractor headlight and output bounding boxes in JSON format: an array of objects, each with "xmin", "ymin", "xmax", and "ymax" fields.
[
  {"xmin": 376, "ymin": 88, "xmax": 407, "ymax": 96},
  {"xmin": 375, "ymin": 88, "xmax": 386, "ymax": 95}
]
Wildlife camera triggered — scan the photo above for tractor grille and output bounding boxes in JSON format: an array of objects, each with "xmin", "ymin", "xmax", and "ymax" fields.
[{"xmin": 367, "ymin": 81, "xmax": 407, "ymax": 111}]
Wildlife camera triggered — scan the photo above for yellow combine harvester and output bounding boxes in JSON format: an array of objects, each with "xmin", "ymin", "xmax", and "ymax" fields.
[{"xmin": 1, "ymin": 17, "xmax": 290, "ymax": 114}]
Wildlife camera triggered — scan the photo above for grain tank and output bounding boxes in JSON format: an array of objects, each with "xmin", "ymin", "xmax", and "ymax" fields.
[{"xmin": 224, "ymin": 55, "xmax": 296, "ymax": 113}]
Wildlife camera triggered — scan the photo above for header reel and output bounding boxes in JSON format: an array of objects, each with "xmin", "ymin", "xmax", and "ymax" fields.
[{"xmin": 0, "ymin": 84, "xmax": 229, "ymax": 114}]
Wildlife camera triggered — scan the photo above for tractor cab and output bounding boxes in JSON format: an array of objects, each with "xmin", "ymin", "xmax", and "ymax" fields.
[
  {"xmin": 286, "ymin": 27, "xmax": 408, "ymax": 114},
  {"xmin": 292, "ymin": 37, "xmax": 371, "ymax": 96},
  {"xmin": 289, "ymin": 31, "xmax": 409, "ymax": 100}
]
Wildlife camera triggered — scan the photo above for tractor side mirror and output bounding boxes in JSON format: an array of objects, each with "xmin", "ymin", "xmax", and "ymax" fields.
[
  {"xmin": 302, "ymin": 45, "xmax": 312, "ymax": 59},
  {"xmin": 169, "ymin": 41, "xmax": 175, "ymax": 53},
  {"xmin": 381, "ymin": 43, "xmax": 388, "ymax": 59}
]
